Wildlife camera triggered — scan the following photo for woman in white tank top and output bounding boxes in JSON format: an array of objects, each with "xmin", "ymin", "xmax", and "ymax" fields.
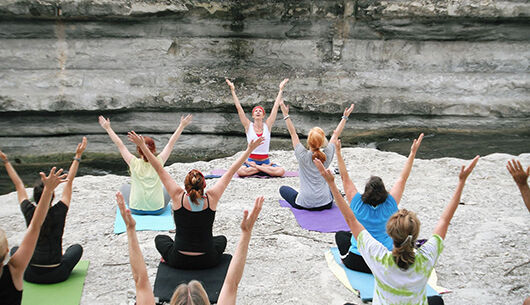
[{"xmin": 226, "ymin": 78, "xmax": 289, "ymax": 177}]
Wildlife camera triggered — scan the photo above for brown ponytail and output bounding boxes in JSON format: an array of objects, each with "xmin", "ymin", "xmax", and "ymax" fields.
[
  {"xmin": 307, "ymin": 127, "xmax": 327, "ymax": 162},
  {"xmin": 184, "ymin": 170, "xmax": 205, "ymax": 205},
  {"xmin": 386, "ymin": 209, "xmax": 421, "ymax": 270}
]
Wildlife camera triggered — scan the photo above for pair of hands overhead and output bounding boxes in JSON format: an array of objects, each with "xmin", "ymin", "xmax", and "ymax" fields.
[
  {"xmin": 127, "ymin": 131, "xmax": 264, "ymax": 153},
  {"xmin": 98, "ymin": 114, "xmax": 193, "ymax": 131},
  {"xmin": 116, "ymin": 192, "xmax": 264, "ymax": 233},
  {"xmin": 0, "ymin": 137, "xmax": 87, "ymax": 162},
  {"xmin": 316, "ymin": 140, "xmax": 479, "ymax": 185},
  {"xmin": 226, "ymin": 79, "xmax": 289, "ymax": 92}
]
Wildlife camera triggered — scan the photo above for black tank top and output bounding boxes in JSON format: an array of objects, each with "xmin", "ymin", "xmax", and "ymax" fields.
[
  {"xmin": 173, "ymin": 194, "xmax": 215, "ymax": 252},
  {"xmin": 0, "ymin": 264, "xmax": 23, "ymax": 305},
  {"xmin": 21, "ymin": 200, "xmax": 68, "ymax": 265}
]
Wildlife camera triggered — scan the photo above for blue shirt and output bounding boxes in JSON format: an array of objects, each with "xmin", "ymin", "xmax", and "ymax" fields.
[{"xmin": 349, "ymin": 192, "xmax": 398, "ymax": 255}]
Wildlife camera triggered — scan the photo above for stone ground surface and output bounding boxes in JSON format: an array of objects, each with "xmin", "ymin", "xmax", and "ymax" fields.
[{"xmin": 1, "ymin": 147, "xmax": 529, "ymax": 305}]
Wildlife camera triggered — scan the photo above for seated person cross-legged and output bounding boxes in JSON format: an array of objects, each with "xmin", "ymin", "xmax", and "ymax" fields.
[
  {"xmin": 334, "ymin": 133, "xmax": 424, "ymax": 273},
  {"xmin": 129, "ymin": 130, "xmax": 263, "ymax": 269},
  {"xmin": 1, "ymin": 139, "xmax": 86, "ymax": 284},
  {"xmin": 99, "ymin": 114, "xmax": 192, "ymax": 215}
]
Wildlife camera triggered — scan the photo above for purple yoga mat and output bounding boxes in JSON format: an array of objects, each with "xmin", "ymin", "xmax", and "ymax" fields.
[
  {"xmin": 279, "ymin": 200, "xmax": 350, "ymax": 233},
  {"xmin": 210, "ymin": 169, "xmax": 298, "ymax": 178}
]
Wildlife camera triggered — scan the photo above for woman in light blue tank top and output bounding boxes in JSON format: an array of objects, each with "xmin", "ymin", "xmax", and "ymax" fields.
[{"xmin": 334, "ymin": 133, "xmax": 424, "ymax": 273}]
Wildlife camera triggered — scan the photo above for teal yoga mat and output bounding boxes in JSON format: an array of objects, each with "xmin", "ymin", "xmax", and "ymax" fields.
[
  {"xmin": 21, "ymin": 260, "xmax": 89, "ymax": 305},
  {"xmin": 327, "ymin": 248, "xmax": 440, "ymax": 301},
  {"xmin": 113, "ymin": 204, "xmax": 175, "ymax": 234}
]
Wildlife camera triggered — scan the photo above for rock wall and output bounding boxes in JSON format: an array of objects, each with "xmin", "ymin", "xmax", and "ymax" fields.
[{"xmin": 0, "ymin": 0, "xmax": 529, "ymax": 161}]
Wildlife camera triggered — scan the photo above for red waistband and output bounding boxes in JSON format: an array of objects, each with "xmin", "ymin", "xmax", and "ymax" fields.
[{"xmin": 249, "ymin": 154, "xmax": 269, "ymax": 160}]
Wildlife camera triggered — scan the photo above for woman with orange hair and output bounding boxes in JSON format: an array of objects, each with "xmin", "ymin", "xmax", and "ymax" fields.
[
  {"xmin": 129, "ymin": 131, "xmax": 263, "ymax": 269},
  {"xmin": 98, "ymin": 114, "xmax": 192, "ymax": 215},
  {"xmin": 278, "ymin": 101, "xmax": 354, "ymax": 210}
]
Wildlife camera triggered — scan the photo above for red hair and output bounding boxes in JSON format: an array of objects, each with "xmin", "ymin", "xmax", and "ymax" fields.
[
  {"xmin": 137, "ymin": 136, "xmax": 156, "ymax": 162},
  {"xmin": 184, "ymin": 170, "xmax": 206, "ymax": 205}
]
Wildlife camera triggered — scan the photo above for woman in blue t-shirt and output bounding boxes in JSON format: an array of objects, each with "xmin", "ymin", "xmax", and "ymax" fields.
[{"xmin": 334, "ymin": 133, "xmax": 424, "ymax": 273}]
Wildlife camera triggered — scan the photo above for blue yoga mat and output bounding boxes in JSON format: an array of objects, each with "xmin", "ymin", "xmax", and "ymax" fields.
[
  {"xmin": 327, "ymin": 247, "xmax": 439, "ymax": 301},
  {"xmin": 113, "ymin": 204, "xmax": 175, "ymax": 234}
]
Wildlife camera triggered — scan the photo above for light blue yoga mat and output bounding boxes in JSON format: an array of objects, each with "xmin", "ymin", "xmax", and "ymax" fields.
[
  {"xmin": 113, "ymin": 204, "xmax": 175, "ymax": 234},
  {"xmin": 327, "ymin": 247, "xmax": 439, "ymax": 302}
]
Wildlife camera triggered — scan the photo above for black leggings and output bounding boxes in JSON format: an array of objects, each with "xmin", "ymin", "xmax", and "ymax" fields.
[
  {"xmin": 154, "ymin": 235, "xmax": 227, "ymax": 270},
  {"xmin": 279, "ymin": 186, "xmax": 333, "ymax": 211},
  {"xmin": 11, "ymin": 244, "xmax": 83, "ymax": 284},
  {"xmin": 335, "ymin": 231, "xmax": 372, "ymax": 273}
]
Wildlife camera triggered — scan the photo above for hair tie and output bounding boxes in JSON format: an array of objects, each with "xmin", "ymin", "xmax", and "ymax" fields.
[{"xmin": 400, "ymin": 235, "xmax": 413, "ymax": 247}]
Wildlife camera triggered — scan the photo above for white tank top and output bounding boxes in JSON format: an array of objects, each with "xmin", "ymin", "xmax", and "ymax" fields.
[{"xmin": 246, "ymin": 123, "xmax": 270, "ymax": 155}]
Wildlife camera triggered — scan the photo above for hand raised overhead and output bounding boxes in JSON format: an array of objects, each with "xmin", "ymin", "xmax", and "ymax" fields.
[
  {"xmin": 241, "ymin": 196, "xmax": 264, "ymax": 233},
  {"xmin": 507, "ymin": 159, "xmax": 529, "ymax": 187},
  {"xmin": 76, "ymin": 137, "xmax": 88, "ymax": 155},
  {"xmin": 40, "ymin": 167, "xmax": 68, "ymax": 190},
  {"xmin": 98, "ymin": 115, "xmax": 111, "ymax": 130},
  {"xmin": 127, "ymin": 131, "xmax": 145, "ymax": 147},
  {"xmin": 343, "ymin": 104, "xmax": 355, "ymax": 118},
  {"xmin": 459, "ymin": 155, "xmax": 480, "ymax": 181},
  {"xmin": 225, "ymin": 79, "xmax": 235, "ymax": 91},
  {"xmin": 179, "ymin": 114, "xmax": 193, "ymax": 128},
  {"xmin": 334, "ymin": 138, "xmax": 342, "ymax": 153},
  {"xmin": 410, "ymin": 133, "xmax": 424, "ymax": 155},
  {"xmin": 116, "ymin": 191, "xmax": 136, "ymax": 230},
  {"xmin": 279, "ymin": 78, "xmax": 289, "ymax": 91}
]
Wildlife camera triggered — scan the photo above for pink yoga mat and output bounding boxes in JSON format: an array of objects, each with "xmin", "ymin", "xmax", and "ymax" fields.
[
  {"xmin": 210, "ymin": 169, "xmax": 298, "ymax": 178},
  {"xmin": 279, "ymin": 200, "xmax": 350, "ymax": 233}
]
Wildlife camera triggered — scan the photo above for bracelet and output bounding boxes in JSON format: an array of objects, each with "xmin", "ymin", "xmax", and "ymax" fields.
[
  {"xmin": 283, "ymin": 115, "xmax": 290, "ymax": 120},
  {"xmin": 73, "ymin": 157, "xmax": 81, "ymax": 162},
  {"xmin": 342, "ymin": 115, "xmax": 348, "ymax": 121},
  {"xmin": 2, "ymin": 159, "xmax": 8, "ymax": 164}
]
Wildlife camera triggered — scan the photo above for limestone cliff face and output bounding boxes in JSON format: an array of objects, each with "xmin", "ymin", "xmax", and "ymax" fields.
[{"xmin": 0, "ymin": 0, "xmax": 528, "ymax": 160}]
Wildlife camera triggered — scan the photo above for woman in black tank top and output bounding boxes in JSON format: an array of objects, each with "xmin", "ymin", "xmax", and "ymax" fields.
[
  {"xmin": 129, "ymin": 130, "xmax": 264, "ymax": 269},
  {"xmin": 0, "ymin": 167, "xmax": 68, "ymax": 305}
]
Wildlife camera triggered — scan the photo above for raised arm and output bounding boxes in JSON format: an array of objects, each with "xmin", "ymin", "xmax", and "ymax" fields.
[
  {"xmin": 314, "ymin": 159, "xmax": 365, "ymax": 239},
  {"xmin": 207, "ymin": 138, "xmax": 264, "ymax": 205},
  {"xmin": 9, "ymin": 167, "xmax": 67, "ymax": 290},
  {"xmin": 265, "ymin": 78, "xmax": 289, "ymax": 130},
  {"xmin": 128, "ymin": 131, "xmax": 184, "ymax": 201},
  {"xmin": 98, "ymin": 115, "xmax": 134, "ymax": 165},
  {"xmin": 433, "ymin": 156, "xmax": 479, "ymax": 240},
  {"xmin": 218, "ymin": 196, "xmax": 263, "ymax": 305},
  {"xmin": 279, "ymin": 100, "xmax": 300, "ymax": 149},
  {"xmin": 389, "ymin": 133, "xmax": 424, "ymax": 205},
  {"xmin": 158, "ymin": 114, "xmax": 193, "ymax": 163},
  {"xmin": 226, "ymin": 79, "xmax": 250, "ymax": 132},
  {"xmin": 0, "ymin": 150, "xmax": 28, "ymax": 203},
  {"xmin": 61, "ymin": 137, "xmax": 87, "ymax": 206},
  {"xmin": 329, "ymin": 104, "xmax": 354, "ymax": 144},
  {"xmin": 507, "ymin": 159, "xmax": 530, "ymax": 212},
  {"xmin": 116, "ymin": 192, "xmax": 155, "ymax": 305},
  {"xmin": 335, "ymin": 139, "xmax": 358, "ymax": 203}
]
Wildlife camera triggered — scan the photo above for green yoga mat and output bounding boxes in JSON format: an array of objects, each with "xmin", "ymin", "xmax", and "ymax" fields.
[{"xmin": 21, "ymin": 260, "xmax": 89, "ymax": 305}]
